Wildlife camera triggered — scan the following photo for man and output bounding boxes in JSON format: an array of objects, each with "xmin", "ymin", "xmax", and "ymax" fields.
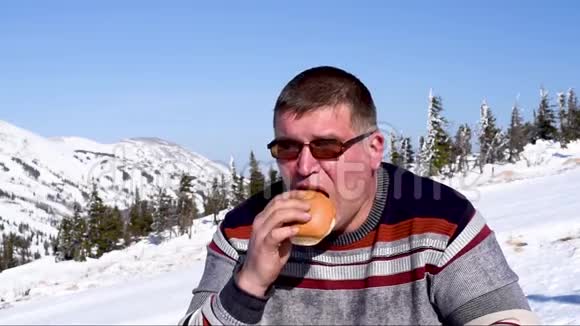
[{"xmin": 179, "ymin": 66, "xmax": 540, "ymax": 325}]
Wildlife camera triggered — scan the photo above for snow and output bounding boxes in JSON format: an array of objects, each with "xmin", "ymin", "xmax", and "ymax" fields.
[
  {"xmin": 0, "ymin": 216, "xmax": 219, "ymax": 306},
  {"xmin": 0, "ymin": 140, "xmax": 579, "ymax": 324},
  {"xmin": 0, "ymin": 119, "xmax": 232, "ymax": 257}
]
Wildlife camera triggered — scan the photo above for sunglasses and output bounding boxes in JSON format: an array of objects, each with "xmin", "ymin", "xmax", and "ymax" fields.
[{"xmin": 267, "ymin": 130, "xmax": 376, "ymax": 160}]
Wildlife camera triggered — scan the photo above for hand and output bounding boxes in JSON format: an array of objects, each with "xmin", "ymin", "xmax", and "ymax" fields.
[{"xmin": 236, "ymin": 190, "xmax": 311, "ymax": 298}]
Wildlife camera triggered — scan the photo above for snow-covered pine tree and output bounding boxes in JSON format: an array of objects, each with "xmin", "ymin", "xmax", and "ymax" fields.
[
  {"xmin": 567, "ymin": 88, "xmax": 580, "ymax": 141},
  {"xmin": 557, "ymin": 91, "xmax": 568, "ymax": 147},
  {"xmin": 219, "ymin": 174, "xmax": 230, "ymax": 213},
  {"xmin": 507, "ymin": 101, "xmax": 526, "ymax": 162},
  {"xmin": 389, "ymin": 133, "xmax": 402, "ymax": 167},
  {"xmin": 176, "ymin": 174, "xmax": 196, "ymax": 237},
  {"xmin": 400, "ymin": 137, "xmax": 414, "ymax": 169},
  {"xmin": 453, "ymin": 124, "xmax": 472, "ymax": 175},
  {"xmin": 424, "ymin": 90, "xmax": 452, "ymax": 176},
  {"xmin": 235, "ymin": 173, "xmax": 246, "ymax": 206},
  {"xmin": 415, "ymin": 136, "xmax": 427, "ymax": 176},
  {"xmin": 229, "ymin": 159, "xmax": 243, "ymax": 207},
  {"xmin": 86, "ymin": 183, "xmax": 106, "ymax": 258},
  {"xmin": 478, "ymin": 99, "xmax": 502, "ymax": 171},
  {"xmin": 536, "ymin": 87, "xmax": 558, "ymax": 141}
]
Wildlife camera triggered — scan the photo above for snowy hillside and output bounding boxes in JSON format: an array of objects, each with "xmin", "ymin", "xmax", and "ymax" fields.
[
  {"xmin": 0, "ymin": 141, "xmax": 578, "ymax": 324},
  {"xmin": 0, "ymin": 120, "xmax": 231, "ymax": 258}
]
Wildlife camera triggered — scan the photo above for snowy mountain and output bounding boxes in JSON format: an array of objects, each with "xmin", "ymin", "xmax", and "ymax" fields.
[
  {"xmin": 0, "ymin": 140, "xmax": 579, "ymax": 324},
  {"xmin": 0, "ymin": 120, "xmax": 232, "ymax": 257}
]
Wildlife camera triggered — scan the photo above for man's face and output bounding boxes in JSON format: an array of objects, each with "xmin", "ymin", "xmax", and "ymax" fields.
[{"xmin": 273, "ymin": 104, "xmax": 384, "ymax": 232}]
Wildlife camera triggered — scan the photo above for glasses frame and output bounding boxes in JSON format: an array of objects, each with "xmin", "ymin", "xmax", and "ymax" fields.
[{"xmin": 267, "ymin": 129, "xmax": 377, "ymax": 160}]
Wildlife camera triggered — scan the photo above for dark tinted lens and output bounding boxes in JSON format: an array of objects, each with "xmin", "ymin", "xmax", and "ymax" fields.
[
  {"xmin": 271, "ymin": 140, "xmax": 302, "ymax": 159},
  {"xmin": 310, "ymin": 139, "xmax": 343, "ymax": 159}
]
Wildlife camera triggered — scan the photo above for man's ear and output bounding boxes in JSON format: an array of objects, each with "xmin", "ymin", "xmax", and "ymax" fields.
[{"xmin": 368, "ymin": 131, "xmax": 385, "ymax": 170}]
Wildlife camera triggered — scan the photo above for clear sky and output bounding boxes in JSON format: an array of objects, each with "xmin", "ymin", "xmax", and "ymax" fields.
[{"xmin": 1, "ymin": 1, "xmax": 579, "ymax": 171}]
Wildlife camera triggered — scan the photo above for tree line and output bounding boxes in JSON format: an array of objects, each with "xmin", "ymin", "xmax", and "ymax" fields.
[
  {"xmin": 0, "ymin": 219, "xmax": 51, "ymax": 272},
  {"xmin": 389, "ymin": 87, "xmax": 580, "ymax": 177},
  {"xmin": 53, "ymin": 151, "xmax": 280, "ymax": 263}
]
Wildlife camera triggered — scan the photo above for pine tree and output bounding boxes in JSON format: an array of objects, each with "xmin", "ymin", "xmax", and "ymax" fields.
[
  {"xmin": 219, "ymin": 174, "xmax": 230, "ymax": 210},
  {"xmin": 415, "ymin": 136, "xmax": 426, "ymax": 176},
  {"xmin": 204, "ymin": 176, "xmax": 229, "ymax": 225},
  {"xmin": 389, "ymin": 133, "xmax": 402, "ymax": 167},
  {"xmin": 43, "ymin": 240, "xmax": 50, "ymax": 256},
  {"xmin": 423, "ymin": 90, "xmax": 452, "ymax": 176},
  {"xmin": 3, "ymin": 233, "xmax": 17, "ymax": 269},
  {"xmin": 229, "ymin": 159, "xmax": 248, "ymax": 207},
  {"xmin": 180, "ymin": 195, "xmax": 200, "ymax": 237},
  {"xmin": 453, "ymin": 124, "xmax": 472, "ymax": 175},
  {"xmin": 177, "ymin": 174, "xmax": 196, "ymax": 237},
  {"xmin": 16, "ymin": 235, "xmax": 32, "ymax": 265},
  {"xmin": 128, "ymin": 199, "xmax": 142, "ymax": 240},
  {"xmin": 70, "ymin": 202, "xmax": 87, "ymax": 261},
  {"xmin": 478, "ymin": 100, "xmax": 503, "ymax": 170},
  {"xmin": 140, "ymin": 200, "xmax": 154, "ymax": 235},
  {"xmin": 523, "ymin": 118, "xmax": 537, "ymax": 145},
  {"xmin": 400, "ymin": 137, "xmax": 414, "ymax": 169},
  {"xmin": 229, "ymin": 162, "xmax": 240, "ymax": 207},
  {"xmin": 536, "ymin": 87, "xmax": 558, "ymax": 141},
  {"xmin": 152, "ymin": 187, "xmax": 171, "ymax": 236},
  {"xmin": 248, "ymin": 151, "xmax": 265, "ymax": 197},
  {"xmin": 127, "ymin": 189, "xmax": 153, "ymax": 241},
  {"xmin": 95, "ymin": 206, "xmax": 124, "ymax": 256},
  {"xmin": 567, "ymin": 88, "xmax": 580, "ymax": 141},
  {"xmin": 267, "ymin": 166, "xmax": 279, "ymax": 185},
  {"xmin": 507, "ymin": 102, "xmax": 526, "ymax": 162},
  {"xmin": 557, "ymin": 91, "xmax": 568, "ymax": 146},
  {"xmin": 86, "ymin": 183, "xmax": 106, "ymax": 258},
  {"xmin": 55, "ymin": 216, "xmax": 74, "ymax": 261}
]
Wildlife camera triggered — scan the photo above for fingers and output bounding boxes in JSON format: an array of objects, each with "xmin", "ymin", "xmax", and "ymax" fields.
[
  {"xmin": 266, "ymin": 225, "xmax": 300, "ymax": 246},
  {"xmin": 261, "ymin": 207, "xmax": 311, "ymax": 233},
  {"xmin": 255, "ymin": 194, "xmax": 310, "ymax": 227}
]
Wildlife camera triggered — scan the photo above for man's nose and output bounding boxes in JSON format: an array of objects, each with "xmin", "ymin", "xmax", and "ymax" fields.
[{"xmin": 296, "ymin": 145, "xmax": 320, "ymax": 176}]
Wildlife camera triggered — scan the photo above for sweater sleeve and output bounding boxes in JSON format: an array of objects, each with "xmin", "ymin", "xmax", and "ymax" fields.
[
  {"xmin": 428, "ymin": 210, "xmax": 537, "ymax": 326},
  {"xmin": 178, "ymin": 230, "xmax": 271, "ymax": 326}
]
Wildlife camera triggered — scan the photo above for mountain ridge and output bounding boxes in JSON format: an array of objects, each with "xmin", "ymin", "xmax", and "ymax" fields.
[{"xmin": 0, "ymin": 119, "xmax": 232, "ymax": 258}]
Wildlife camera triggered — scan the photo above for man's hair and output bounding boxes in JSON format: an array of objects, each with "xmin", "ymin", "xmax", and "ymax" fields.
[{"xmin": 273, "ymin": 66, "xmax": 378, "ymax": 132}]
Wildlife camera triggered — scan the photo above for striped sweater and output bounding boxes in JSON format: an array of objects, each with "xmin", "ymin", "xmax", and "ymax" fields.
[{"xmin": 180, "ymin": 162, "xmax": 535, "ymax": 325}]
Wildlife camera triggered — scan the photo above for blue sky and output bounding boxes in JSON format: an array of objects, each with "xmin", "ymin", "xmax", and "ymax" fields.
[{"xmin": 1, "ymin": 1, "xmax": 579, "ymax": 170}]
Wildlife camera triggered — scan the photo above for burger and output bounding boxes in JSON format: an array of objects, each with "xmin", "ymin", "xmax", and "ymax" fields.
[{"xmin": 290, "ymin": 190, "xmax": 336, "ymax": 246}]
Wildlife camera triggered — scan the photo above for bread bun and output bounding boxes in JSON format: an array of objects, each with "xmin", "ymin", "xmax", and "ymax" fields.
[{"xmin": 290, "ymin": 190, "xmax": 336, "ymax": 246}]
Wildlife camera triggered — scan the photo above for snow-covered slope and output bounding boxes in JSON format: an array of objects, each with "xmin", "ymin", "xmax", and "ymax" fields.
[
  {"xmin": 0, "ymin": 120, "xmax": 231, "ymax": 256},
  {"xmin": 438, "ymin": 139, "xmax": 580, "ymax": 196},
  {"xmin": 0, "ymin": 141, "xmax": 579, "ymax": 324}
]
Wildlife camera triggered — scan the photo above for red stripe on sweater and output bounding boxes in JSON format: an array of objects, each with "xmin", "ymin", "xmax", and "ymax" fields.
[
  {"xmin": 276, "ymin": 266, "xmax": 431, "ymax": 289},
  {"xmin": 224, "ymin": 217, "xmax": 458, "ymax": 250},
  {"xmin": 208, "ymin": 241, "xmax": 236, "ymax": 260}
]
